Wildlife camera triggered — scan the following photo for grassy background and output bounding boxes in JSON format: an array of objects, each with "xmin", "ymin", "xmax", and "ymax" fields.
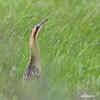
[{"xmin": 0, "ymin": 0, "xmax": 100, "ymax": 100}]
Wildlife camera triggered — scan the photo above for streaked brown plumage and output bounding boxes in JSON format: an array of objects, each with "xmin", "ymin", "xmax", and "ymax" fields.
[{"xmin": 23, "ymin": 18, "xmax": 48, "ymax": 80}]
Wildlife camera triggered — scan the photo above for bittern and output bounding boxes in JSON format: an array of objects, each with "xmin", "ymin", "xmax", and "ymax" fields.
[{"xmin": 23, "ymin": 18, "xmax": 48, "ymax": 80}]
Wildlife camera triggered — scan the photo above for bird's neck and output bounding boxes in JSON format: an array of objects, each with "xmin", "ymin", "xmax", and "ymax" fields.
[{"xmin": 30, "ymin": 37, "xmax": 41, "ymax": 66}]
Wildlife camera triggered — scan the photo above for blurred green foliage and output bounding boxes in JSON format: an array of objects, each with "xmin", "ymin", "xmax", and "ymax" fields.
[{"xmin": 0, "ymin": 0, "xmax": 100, "ymax": 100}]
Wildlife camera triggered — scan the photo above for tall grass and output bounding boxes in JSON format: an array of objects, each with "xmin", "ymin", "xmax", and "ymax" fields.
[{"xmin": 0, "ymin": 0, "xmax": 100, "ymax": 100}]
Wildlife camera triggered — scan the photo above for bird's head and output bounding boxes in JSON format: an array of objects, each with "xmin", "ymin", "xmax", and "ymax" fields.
[{"xmin": 31, "ymin": 18, "xmax": 48, "ymax": 39}]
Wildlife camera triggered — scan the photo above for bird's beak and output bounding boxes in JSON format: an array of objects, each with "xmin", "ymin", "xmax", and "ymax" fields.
[{"xmin": 36, "ymin": 18, "xmax": 48, "ymax": 29}]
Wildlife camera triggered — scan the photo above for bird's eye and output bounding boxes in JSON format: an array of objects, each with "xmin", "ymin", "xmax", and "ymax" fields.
[{"xmin": 36, "ymin": 26, "xmax": 39, "ymax": 29}]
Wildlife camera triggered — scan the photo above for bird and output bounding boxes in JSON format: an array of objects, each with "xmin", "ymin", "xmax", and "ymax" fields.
[{"xmin": 23, "ymin": 18, "xmax": 48, "ymax": 80}]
